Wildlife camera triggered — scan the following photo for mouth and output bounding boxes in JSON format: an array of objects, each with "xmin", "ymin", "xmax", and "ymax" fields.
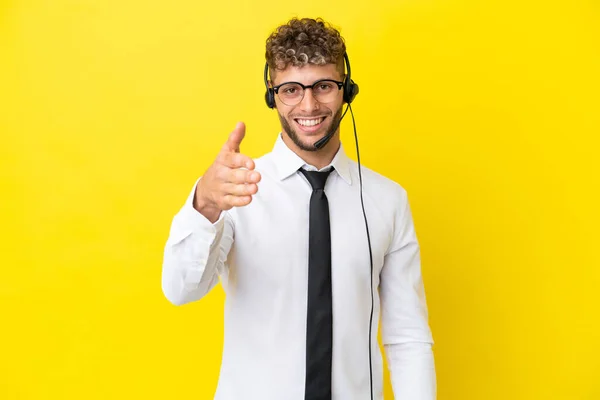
[{"xmin": 293, "ymin": 116, "xmax": 327, "ymax": 133}]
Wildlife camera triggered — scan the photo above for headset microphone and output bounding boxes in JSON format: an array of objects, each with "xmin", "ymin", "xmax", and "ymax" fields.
[
  {"xmin": 313, "ymin": 104, "xmax": 349, "ymax": 150},
  {"xmin": 313, "ymin": 124, "xmax": 336, "ymax": 150}
]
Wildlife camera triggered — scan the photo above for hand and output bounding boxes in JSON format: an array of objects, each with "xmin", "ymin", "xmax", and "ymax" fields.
[{"xmin": 194, "ymin": 122, "xmax": 261, "ymax": 222}]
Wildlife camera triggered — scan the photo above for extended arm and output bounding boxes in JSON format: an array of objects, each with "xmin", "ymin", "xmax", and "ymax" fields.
[{"xmin": 161, "ymin": 178, "xmax": 234, "ymax": 305}]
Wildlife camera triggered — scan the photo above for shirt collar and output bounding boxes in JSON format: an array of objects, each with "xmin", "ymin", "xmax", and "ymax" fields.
[{"xmin": 271, "ymin": 132, "xmax": 352, "ymax": 185}]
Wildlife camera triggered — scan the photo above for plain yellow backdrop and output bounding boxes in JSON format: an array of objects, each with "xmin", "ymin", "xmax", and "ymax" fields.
[{"xmin": 1, "ymin": 0, "xmax": 599, "ymax": 399}]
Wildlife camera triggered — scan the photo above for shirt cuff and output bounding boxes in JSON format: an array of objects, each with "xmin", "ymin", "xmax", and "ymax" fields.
[
  {"xmin": 169, "ymin": 177, "xmax": 226, "ymax": 245},
  {"xmin": 385, "ymin": 342, "xmax": 436, "ymax": 400}
]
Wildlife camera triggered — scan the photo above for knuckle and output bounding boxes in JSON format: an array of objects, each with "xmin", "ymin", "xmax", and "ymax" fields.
[
  {"xmin": 233, "ymin": 169, "xmax": 245, "ymax": 182},
  {"xmin": 220, "ymin": 167, "xmax": 234, "ymax": 182},
  {"xmin": 225, "ymin": 183, "xmax": 238, "ymax": 196},
  {"xmin": 232, "ymin": 184, "xmax": 245, "ymax": 196},
  {"xmin": 226, "ymin": 169, "xmax": 237, "ymax": 183},
  {"xmin": 220, "ymin": 152, "xmax": 232, "ymax": 165},
  {"xmin": 234, "ymin": 153, "xmax": 245, "ymax": 166},
  {"xmin": 214, "ymin": 168, "xmax": 225, "ymax": 182}
]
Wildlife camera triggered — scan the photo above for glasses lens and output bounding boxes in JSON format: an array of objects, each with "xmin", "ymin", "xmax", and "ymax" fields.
[
  {"xmin": 277, "ymin": 83, "xmax": 304, "ymax": 105},
  {"xmin": 312, "ymin": 81, "xmax": 339, "ymax": 103}
]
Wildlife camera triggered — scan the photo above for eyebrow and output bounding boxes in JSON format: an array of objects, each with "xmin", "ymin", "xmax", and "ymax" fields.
[{"xmin": 274, "ymin": 77, "xmax": 340, "ymax": 85}]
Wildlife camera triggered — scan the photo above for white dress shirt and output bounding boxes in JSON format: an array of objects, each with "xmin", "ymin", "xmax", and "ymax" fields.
[{"xmin": 161, "ymin": 133, "xmax": 436, "ymax": 400}]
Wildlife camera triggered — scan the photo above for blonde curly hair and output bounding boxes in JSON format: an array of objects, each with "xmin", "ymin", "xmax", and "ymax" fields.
[{"xmin": 265, "ymin": 17, "xmax": 346, "ymax": 78}]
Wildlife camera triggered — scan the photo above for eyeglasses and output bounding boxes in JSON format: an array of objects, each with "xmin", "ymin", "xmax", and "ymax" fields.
[{"xmin": 272, "ymin": 79, "xmax": 344, "ymax": 106}]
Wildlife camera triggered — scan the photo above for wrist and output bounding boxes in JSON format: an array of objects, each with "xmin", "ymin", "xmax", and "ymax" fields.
[{"xmin": 193, "ymin": 186, "xmax": 221, "ymax": 223}]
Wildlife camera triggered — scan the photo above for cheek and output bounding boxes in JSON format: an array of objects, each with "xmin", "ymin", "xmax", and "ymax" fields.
[{"xmin": 275, "ymin": 103, "xmax": 294, "ymax": 117}]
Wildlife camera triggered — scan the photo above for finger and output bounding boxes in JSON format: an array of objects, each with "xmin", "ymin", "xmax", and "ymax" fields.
[
  {"xmin": 223, "ymin": 194, "xmax": 252, "ymax": 208},
  {"xmin": 222, "ymin": 182, "xmax": 258, "ymax": 197},
  {"xmin": 223, "ymin": 122, "xmax": 246, "ymax": 153},
  {"xmin": 224, "ymin": 169, "xmax": 261, "ymax": 184},
  {"xmin": 221, "ymin": 151, "xmax": 255, "ymax": 170}
]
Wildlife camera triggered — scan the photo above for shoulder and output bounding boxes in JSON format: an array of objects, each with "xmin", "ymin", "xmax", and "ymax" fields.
[
  {"xmin": 348, "ymin": 160, "xmax": 409, "ymax": 207},
  {"xmin": 345, "ymin": 161, "xmax": 416, "ymax": 255}
]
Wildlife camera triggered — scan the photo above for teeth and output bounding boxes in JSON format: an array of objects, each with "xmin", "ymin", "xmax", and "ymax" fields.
[{"xmin": 296, "ymin": 117, "xmax": 324, "ymax": 127}]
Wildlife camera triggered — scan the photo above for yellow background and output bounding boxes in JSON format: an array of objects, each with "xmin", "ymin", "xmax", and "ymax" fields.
[{"xmin": 1, "ymin": 0, "xmax": 599, "ymax": 399}]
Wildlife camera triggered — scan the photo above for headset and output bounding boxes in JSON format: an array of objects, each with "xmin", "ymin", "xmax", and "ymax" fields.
[{"xmin": 264, "ymin": 53, "xmax": 375, "ymax": 400}]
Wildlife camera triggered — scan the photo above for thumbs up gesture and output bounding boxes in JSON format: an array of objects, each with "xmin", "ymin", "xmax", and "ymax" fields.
[{"xmin": 194, "ymin": 122, "xmax": 261, "ymax": 223}]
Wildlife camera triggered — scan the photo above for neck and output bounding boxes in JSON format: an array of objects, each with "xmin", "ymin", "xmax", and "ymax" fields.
[{"xmin": 282, "ymin": 132, "xmax": 340, "ymax": 170}]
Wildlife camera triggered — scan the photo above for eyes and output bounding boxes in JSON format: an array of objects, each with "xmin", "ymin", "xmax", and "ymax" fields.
[
  {"xmin": 273, "ymin": 79, "xmax": 343, "ymax": 105},
  {"xmin": 282, "ymin": 86, "xmax": 298, "ymax": 95},
  {"xmin": 279, "ymin": 81, "xmax": 338, "ymax": 95},
  {"xmin": 282, "ymin": 82, "xmax": 334, "ymax": 93}
]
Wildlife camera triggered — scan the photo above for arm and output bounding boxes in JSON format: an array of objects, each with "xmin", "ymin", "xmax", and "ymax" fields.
[
  {"xmin": 161, "ymin": 122, "xmax": 259, "ymax": 306},
  {"xmin": 161, "ymin": 178, "xmax": 234, "ymax": 306},
  {"xmin": 384, "ymin": 343, "xmax": 436, "ymax": 399},
  {"xmin": 380, "ymin": 188, "xmax": 436, "ymax": 399}
]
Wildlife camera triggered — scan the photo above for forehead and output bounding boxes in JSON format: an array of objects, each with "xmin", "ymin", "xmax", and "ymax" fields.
[{"xmin": 273, "ymin": 63, "xmax": 341, "ymax": 85}]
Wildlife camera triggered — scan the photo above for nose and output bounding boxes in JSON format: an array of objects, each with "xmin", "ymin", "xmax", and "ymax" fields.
[{"xmin": 298, "ymin": 88, "xmax": 319, "ymax": 112}]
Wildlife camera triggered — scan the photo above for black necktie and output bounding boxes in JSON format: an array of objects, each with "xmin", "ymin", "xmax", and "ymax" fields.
[{"xmin": 299, "ymin": 167, "xmax": 334, "ymax": 400}]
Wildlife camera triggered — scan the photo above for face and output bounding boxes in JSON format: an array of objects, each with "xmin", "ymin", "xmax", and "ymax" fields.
[{"xmin": 272, "ymin": 63, "xmax": 345, "ymax": 152}]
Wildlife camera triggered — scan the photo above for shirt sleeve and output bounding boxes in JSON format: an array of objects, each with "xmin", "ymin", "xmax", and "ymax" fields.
[
  {"xmin": 379, "ymin": 187, "xmax": 436, "ymax": 398},
  {"xmin": 384, "ymin": 342, "xmax": 436, "ymax": 399},
  {"xmin": 161, "ymin": 177, "xmax": 234, "ymax": 306}
]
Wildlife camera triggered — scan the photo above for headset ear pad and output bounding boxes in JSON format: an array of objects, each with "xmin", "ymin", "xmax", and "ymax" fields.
[
  {"xmin": 264, "ymin": 62, "xmax": 276, "ymax": 109},
  {"xmin": 344, "ymin": 79, "xmax": 359, "ymax": 104},
  {"xmin": 265, "ymin": 88, "xmax": 275, "ymax": 109}
]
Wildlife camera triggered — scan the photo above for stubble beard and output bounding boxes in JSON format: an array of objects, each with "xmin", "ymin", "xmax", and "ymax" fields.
[{"xmin": 278, "ymin": 106, "xmax": 343, "ymax": 152}]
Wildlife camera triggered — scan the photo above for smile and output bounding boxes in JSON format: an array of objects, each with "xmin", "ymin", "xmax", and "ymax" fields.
[
  {"xmin": 294, "ymin": 117, "xmax": 327, "ymax": 134},
  {"xmin": 294, "ymin": 117, "xmax": 326, "ymax": 128}
]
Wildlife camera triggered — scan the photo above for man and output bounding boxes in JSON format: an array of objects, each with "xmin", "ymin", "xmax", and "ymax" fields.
[{"xmin": 162, "ymin": 17, "xmax": 436, "ymax": 400}]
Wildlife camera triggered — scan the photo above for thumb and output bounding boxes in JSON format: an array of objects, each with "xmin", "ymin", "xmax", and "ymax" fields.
[{"xmin": 224, "ymin": 122, "xmax": 246, "ymax": 153}]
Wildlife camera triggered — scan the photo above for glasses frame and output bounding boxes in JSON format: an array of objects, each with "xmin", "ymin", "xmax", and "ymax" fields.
[{"xmin": 271, "ymin": 78, "xmax": 344, "ymax": 106}]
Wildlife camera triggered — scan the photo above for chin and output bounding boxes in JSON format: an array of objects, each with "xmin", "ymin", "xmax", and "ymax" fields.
[{"xmin": 278, "ymin": 111, "xmax": 339, "ymax": 152}]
